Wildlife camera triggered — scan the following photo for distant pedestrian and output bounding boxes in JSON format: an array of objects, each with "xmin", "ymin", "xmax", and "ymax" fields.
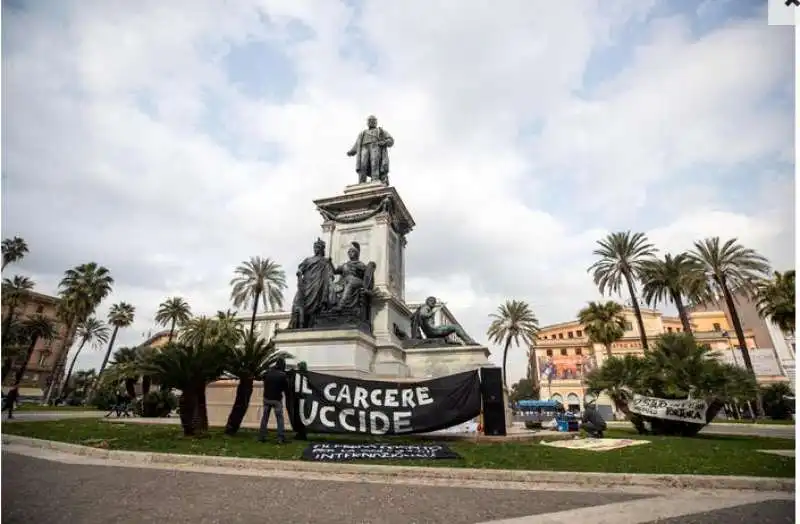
[
  {"xmin": 259, "ymin": 358, "xmax": 289, "ymax": 444},
  {"xmin": 3, "ymin": 385, "xmax": 20, "ymax": 419}
]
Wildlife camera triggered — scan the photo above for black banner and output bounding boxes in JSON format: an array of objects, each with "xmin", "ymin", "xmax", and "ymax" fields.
[
  {"xmin": 301, "ymin": 442, "xmax": 460, "ymax": 461},
  {"xmin": 288, "ymin": 369, "xmax": 481, "ymax": 435}
]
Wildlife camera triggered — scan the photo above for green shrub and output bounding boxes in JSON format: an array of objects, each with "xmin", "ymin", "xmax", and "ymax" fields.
[
  {"xmin": 762, "ymin": 383, "xmax": 794, "ymax": 420},
  {"xmin": 136, "ymin": 390, "xmax": 178, "ymax": 418}
]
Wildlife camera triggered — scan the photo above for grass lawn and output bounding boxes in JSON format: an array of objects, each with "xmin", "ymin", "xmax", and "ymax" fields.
[
  {"xmin": 2, "ymin": 418, "xmax": 795, "ymax": 478},
  {"xmin": 15, "ymin": 404, "xmax": 99, "ymax": 412}
]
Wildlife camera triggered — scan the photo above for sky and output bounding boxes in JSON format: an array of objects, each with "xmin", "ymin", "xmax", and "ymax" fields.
[{"xmin": 1, "ymin": 0, "xmax": 795, "ymax": 386}]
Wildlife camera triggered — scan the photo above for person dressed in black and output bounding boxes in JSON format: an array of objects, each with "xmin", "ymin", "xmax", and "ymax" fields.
[
  {"xmin": 259, "ymin": 358, "xmax": 289, "ymax": 444},
  {"xmin": 290, "ymin": 361, "xmax": 308, "ymax": 441},
  {"xmin": 3, "ymin": 385, "xmax": 19, "ymax": 419},
  {"xmin": 581, "ymin": 401, "xmax": 607, "ymax": 438}
]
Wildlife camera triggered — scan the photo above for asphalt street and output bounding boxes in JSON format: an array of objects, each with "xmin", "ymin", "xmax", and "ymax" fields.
[{"xmin": 1, "ymin": 451, "xmax": 793, "ymax": 524}]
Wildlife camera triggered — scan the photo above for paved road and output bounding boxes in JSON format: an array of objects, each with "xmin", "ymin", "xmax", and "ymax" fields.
[
  {"xmin": 2, "ymin": 449, "xmax": 792, "ymax": 524},
  {"xmin": 604, "ymin": 421, "xmax": 796, "ymax": 439}
]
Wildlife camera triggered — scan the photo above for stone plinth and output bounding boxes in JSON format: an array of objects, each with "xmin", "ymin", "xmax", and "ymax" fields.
[
  {"xmin": 273, "ymin": 327, "xmax": 408, "ymax": 378},
  {"xmin": 404, "ymin": 344, "xmax": 492, "ymax": 378},
  {"xmin": 206, "ymin": 379, "xmax": 290, "ymax": 430}
]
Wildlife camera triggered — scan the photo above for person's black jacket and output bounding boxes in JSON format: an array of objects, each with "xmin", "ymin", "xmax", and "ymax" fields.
[
  {"xmin": 581, "ymin": 406, "xmax": 607, "ymax": 429},
  {"xmin": 262, "ymin": 368, "xmax": 289, "ymax": 402}
]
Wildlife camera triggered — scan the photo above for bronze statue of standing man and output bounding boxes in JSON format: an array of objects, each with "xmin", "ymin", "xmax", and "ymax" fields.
[{"xmin": 347, "ymin": 115, "xmax": 394, "ymax": 185}]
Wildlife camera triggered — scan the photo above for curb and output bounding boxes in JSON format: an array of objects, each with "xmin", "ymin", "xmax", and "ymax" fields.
[{"xmin": 2, "ymin": 434, "xmax": 794, "ymax": 492}]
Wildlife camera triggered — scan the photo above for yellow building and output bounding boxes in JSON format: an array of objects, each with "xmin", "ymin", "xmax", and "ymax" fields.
[{"xmin": 531, "ymin": 307, "xmax": 770, "ymax": 414}]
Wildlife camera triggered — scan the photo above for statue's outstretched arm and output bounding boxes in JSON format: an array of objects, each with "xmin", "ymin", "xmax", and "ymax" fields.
[{"xmin": 347, "ymin": 132, "xmax": 362, "ymax": 156}]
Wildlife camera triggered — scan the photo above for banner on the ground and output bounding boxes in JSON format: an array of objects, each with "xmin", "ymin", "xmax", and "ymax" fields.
[
  {"xmin": 629, "ymin": 394, "xmax": 708, "ymax": 424},
  {"xmin": 288, "ymin": 369, "xmax": 481, "ymax": 436},
  {"xmin": 301, "ymin": 442, "xmax": 460, "ymax": 461}
]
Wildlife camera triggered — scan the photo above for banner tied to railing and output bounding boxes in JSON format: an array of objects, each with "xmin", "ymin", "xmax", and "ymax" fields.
[
  {"xmin": 629, "ymin": 394, "xmax": 708, "ymax": 424},
  {"xmin": 288, "ymin": 369, "xmax": 482, "ymax": 435}
]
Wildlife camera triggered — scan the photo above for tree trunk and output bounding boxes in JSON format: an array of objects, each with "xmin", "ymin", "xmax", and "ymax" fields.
[
  {"xmin": 142, "ymin": 376, "xmax": 152, "ymax": 396},
  {"xmin": 43, "ymin": 318, "xmax": 77, "ymax": 405},
  {"xmin": 13, "ymin": 336, "xmax": 39, "ymax": 386},
  {"xmin": 501, "ymin": 337, "xmax": 513, "ymax": 391},
  {"xmin": 2, "ymin": 357, "xmax": 15, "ymax": 383},
  {"xmin": 198, "ymin": 385, "xmax": 209, "ymax": 432},
  {"xmin": 624, "ymin": 272, "xmax": 649, "ymax": 350},
  {"xmin": 720, "ymin": 278, "xmax": 764, "ymax": 417},
  {"xmin": 224, "ymin": 376, "xmax": 254, "ymax": 435},
  {"xmin": 672, "ymin": 290, "xmax": 693, "ymax": 334},
  {"xmin": 168, "ymin": 319, "xmax": 176, "ymax": 343},
  {"xmin": 60, "ymin": 339, "xmax": 88, "ymax": 399},
  {"xmin": 124, "ymin": 377, "xmax": 137, "ymax": 399},
  {"xmin": 2, "ymin": 306, "xmax": 17, "ymax": 347},
  {"xmin": 249, "ymin": 291, "xmax": 261, "ymax": 340},
  {"xmin": 605, "ymin": 343, "xmax": 612, "ymax": 359},
  {"xmin": 178, "ymin": 391, "xmax": 196, "ymax": 436},
  {"xmin": 97, "ymin": 326, "xmax": 120, "ymax": 378}
]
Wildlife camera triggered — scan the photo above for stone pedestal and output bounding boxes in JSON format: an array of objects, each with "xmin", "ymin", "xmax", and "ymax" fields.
[
  {"xmin": 404, "ymin": 344, "xmax": 492, "ymax": 378},
  {"xmin": 206, "ymin": 379, "xmax": 290, "ymax": 430},
  {"xmin": 273, "ymin": 327, "xmax": 409, "ymax": 378}
]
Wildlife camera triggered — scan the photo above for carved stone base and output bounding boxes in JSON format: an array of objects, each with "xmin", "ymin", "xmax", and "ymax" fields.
[
  {"xmin": 313, "ymin": 307, "xmax": 371, "ymax": 334},
  {"xmin": 401, "ymin": 338, "xmax": 463, "ymax": 349}
]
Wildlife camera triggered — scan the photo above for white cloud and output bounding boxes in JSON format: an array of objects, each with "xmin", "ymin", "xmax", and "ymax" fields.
[{"xmin": 2, "ymin": 1, "xmax": 793, "ymax": 388}]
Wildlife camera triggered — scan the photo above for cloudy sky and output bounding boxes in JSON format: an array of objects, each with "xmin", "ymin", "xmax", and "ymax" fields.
[{"xmin": 2, "ymin": 0, "xmax": 795, "ymax": 385}]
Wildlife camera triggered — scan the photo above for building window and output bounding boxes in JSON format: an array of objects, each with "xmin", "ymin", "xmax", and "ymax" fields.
[
  {"xmin": 37, "ymin": 353, "xmax": 48, "ymax": 367},
  {"xmin": 713, "ymin": 323, "xmax": 721, "ymax": 331},
  {"xmin": 568, "ymin": 331, "xmax": 574, "ymax": 338},
  {"xmin": 558, "ymin": 333, "xmax": 564, "ymax": 339},
  {"xmin": 575, "ymin": 347, "xmax": 582, "ymax": 356},
  {"xmin": 560, "ymin": 348, "xmax": 567, "ymax": 356},
  {"xmin": 576, "ymin": 330, "xmax": 582, "ymax": 337},
  {"xmin": 624, "ymin": 321, "xmax": 633, "ymax": 331},
  {"xmin": 667, "ymin": 327, "xmax": 673, "ymax": 333},
  {"xmin": 546, "ymin": 349, "xmax": 553, "ymax": 357},
  {"xmin": 36, "ymin": 305, "xmax": 44, "ymax": 314},
  {"xmin": 676, "ymin": 328, "xmax": 681, "ymax": 332}
]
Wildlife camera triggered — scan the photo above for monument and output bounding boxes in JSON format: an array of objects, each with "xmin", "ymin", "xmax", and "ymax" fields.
[
  {"xmin": 207, "ymin": 116, "xmax": 495, "ymax": 430},
  {"xmin": 272, "ymin": 115, "xmax": 491, "ymax": 380}
]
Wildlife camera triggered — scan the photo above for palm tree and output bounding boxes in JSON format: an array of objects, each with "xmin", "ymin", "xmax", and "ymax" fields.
[
  {"xmin": 70, "ymin": 368, "xmax": 97, "ymax": 400},
  {"xmin": 688, "ymin": 238, "xmax": 771, "ymax": 375},
  {"xmin": 639, "ymin": 253, "xmax": 707, "ymax": 334},
  {"xmin": 180, "ymin": 315, "xmax": 244, "ymax": 348},
  {"xmin": 108, "ymin": 346, "xmax": 140, "ymax": 399},
  {"xmin": 588, "ymin": 231, "xmax": 657, "ymax": 350},
  {"xmin": 1, "ymin": 275, "xmax": 35, "ymax": 351},
  {"xmin": 155, "ymin": 297, "xmax": 192, "ymax": 342},
  {"xmin": 60, "ymin": 317, "xmax": 110, "ymax": 398},
  {"xmin": 230, "ymin": 257, "xmax": 287, "ymax": 337},
  {"xmin": 754, "ymin": 270, "xmax": 795, "ymax": 334},
  {"xmin": 96, "ymin": 302, "xmax": 136, "ymax": 381},
  {"xmin": 486, "ymin": 300, "xmax": 540, "ymax": 391},
  {"xmin": 12, "ymin": 314, "xmax": 57, "ymax": 386},
  {"xmin": 43, "ymin": 262, "xmax": 114, "ymax": 404},
  {"xmin": 2, "ymin": 236, "xmax": 29, "ymax": 271},
  {"xmin": 224, "ymin": 337, "xmax": 292, "ymax": 435},
  {"xmin": 1, "ymin": 317, "xmax": 29, "ymax": 382},
  {"xmin": 577, "ymin": 301, "xmax": 626, "ymax": 358},
  {"xmin": 139, "ymin": 341, "xmax": 231, "ymax": 436}
]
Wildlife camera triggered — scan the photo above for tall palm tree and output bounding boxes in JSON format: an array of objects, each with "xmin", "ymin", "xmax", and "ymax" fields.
[
  {"xmin": 60, "ymin": 317, "xmax": 110, "ymax": 398},
  {"xmin": 754, "ymin": 270, "xmax": 795, "ymax": 334},
  {"xmin": 230, "ymin": 257, "xmax": 287, "ymax": 337},
  {"xmin": 97, "ymin": 302, "xmax": 136, "ymax": 379},
  {"xmin": 577, "ymin": 301, "xmax": 626, "ymax": 358},
  {"xmin": 155, "ymin": 297, "xmax": 192, "ymax": 342},
  {"xmin": 1, "ymin": 275, "xmax": 35, "ymax": 348},
  {"xmin": 12, "ymin": 314, "xmax": 57, "ymax": 386},
  {"xmin": 588, "ymin": 231, "xmax": 657, "ymax": 350},
  {"xmin": 2, "ymin": 236, "xmax": 29, "ymax": 271},
  {"xmin": 44, "ymin": 262, "xmax": 114, "ymax": 404},
  {"xmin": 688, "ymin": 237, "xmax": 771, "ymax": 375},
  {"xmin": 639, "ymin": 253, "xmax": 707, "ymax": 334},
  {"xmin": 486, "ymin": 300, "xmax": 540, "ymax": 391}
]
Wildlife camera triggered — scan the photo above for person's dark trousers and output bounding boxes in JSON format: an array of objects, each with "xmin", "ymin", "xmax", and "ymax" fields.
[
  {"xmin": 3, "ymin": 401, "xmax": 14, "ymax": 419},
  {"xmin": 581, "ymin": 421, "xmax": 603, "ymax": 438},
  {"xmin": 259, "ymin": 399, "xmax": 286, "ymax": 442}
]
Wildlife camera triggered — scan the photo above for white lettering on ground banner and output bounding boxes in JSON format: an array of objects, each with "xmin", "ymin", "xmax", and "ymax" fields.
[{"xmin": 629, "ymin": 394, "xmax": 708, "ymax": 424}]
